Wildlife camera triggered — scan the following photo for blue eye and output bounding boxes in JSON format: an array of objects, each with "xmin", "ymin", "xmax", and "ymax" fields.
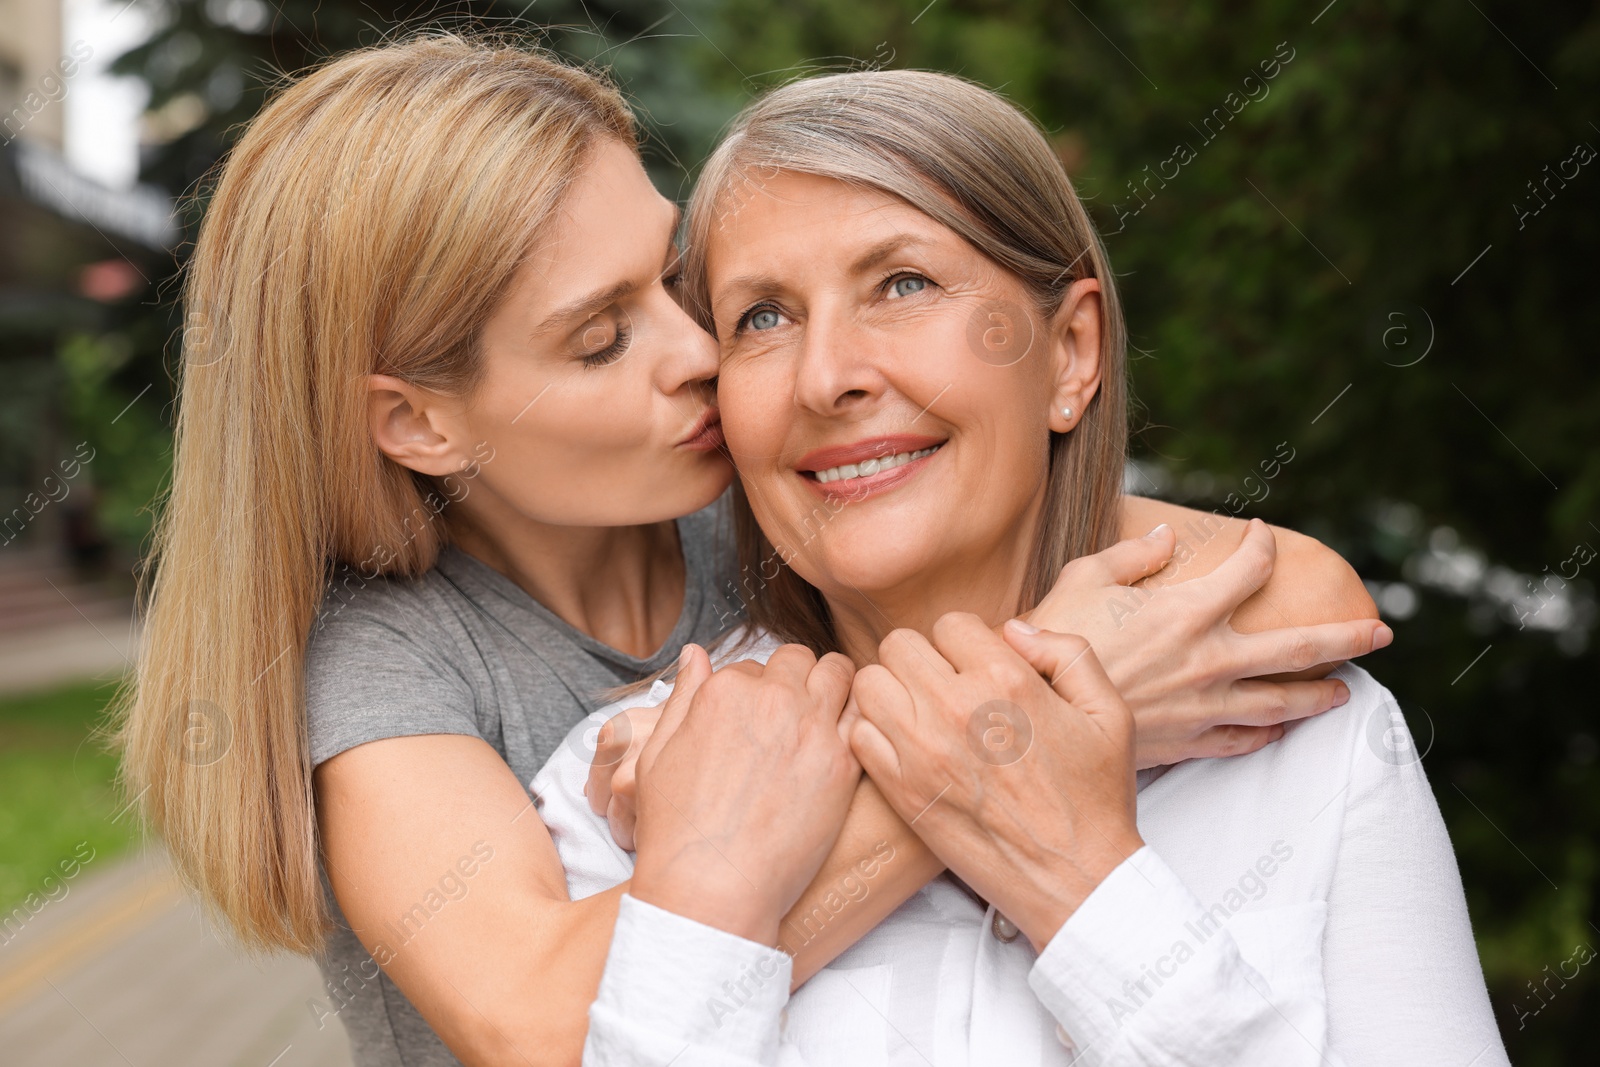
[
  {"xmin": 749, "ymin": 308, "xmax": 781, "ymax": 330},
  {"xmin": 889, "ymin": 275, "xmax": 928, "ymax": 297}
]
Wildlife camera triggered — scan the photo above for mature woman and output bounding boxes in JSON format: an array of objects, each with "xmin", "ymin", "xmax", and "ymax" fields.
[
  {"xmin": 117, "ymin": 35, "xmax": 1385, "ymax": 1067},
  {"xmin": 534, "ymin": 71, "xmax": 1510, "ymax": 1065}
]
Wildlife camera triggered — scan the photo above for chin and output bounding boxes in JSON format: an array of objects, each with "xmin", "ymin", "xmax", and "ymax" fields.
[
  {"xmin": 785, "ymin": 521, "xmax": 930, "ymax": 601},
  {"xmin": 606, "ymin": 457, "xmax": 733, "ymax": 526},
  {"xmin": 668, "ymin": 456, "xmax": 736, "ymax": 517}
]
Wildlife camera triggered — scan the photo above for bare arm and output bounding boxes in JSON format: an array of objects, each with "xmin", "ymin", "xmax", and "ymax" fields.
[{"xmin": 777, "ymin": 775, "xmax": 943, "ymax": 981}]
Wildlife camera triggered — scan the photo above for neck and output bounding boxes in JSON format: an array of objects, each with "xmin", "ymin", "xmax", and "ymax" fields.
[
  {"xmin": 826, "ymin": 493, "xmax": 1045, "ymax": 666},
  {"xmin": 447, "ymin": 494, "xmax": 685, "ymax": 660}
]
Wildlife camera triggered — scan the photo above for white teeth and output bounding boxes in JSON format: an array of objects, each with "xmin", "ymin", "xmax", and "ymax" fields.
[{"xmin": 812, "ymin": 445, "xmax": 941, "ymax": 484}]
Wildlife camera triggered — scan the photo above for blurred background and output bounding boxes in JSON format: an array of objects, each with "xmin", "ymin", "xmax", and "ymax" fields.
[{"xmin": 1, "ymin": 0, "xmax": 1595, "ymax": 1063}]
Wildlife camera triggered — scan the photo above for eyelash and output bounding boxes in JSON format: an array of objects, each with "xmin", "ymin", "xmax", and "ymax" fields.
[
  {"xmin": 733, "ymin": 303, "xmax": 776, "ymax": 334},
  {"xmin": 880, "ymin": 270, "xmax": 933, "ymax": 297},
  {"xmin": 733, "ymin": 271, "xmax": 933, "ymax": 333},
  {"xmin": 582, "ymin": 321, "xmax": 632, "ymax": 368}
]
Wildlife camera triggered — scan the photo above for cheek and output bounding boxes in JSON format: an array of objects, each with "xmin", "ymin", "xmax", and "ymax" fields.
[
  {"xmin": 719, "ymin": 359, "xmax": 791, "ymax": 463},
  {"xmin": 895, "ymin": 317, "xmax": 1053, "ymax": 442},
  {"xmin": 465, "ymin": 359, "xmax": 666, "ymax": 505},
  {"xmin": 485, "ymin": 345, "xmax": 657, "ymax": 441}
]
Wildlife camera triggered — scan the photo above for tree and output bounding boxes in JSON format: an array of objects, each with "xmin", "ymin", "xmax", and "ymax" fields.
[{"xmin": 111, "ymin": 0, "xmax": 1600, "ymax": 1060}]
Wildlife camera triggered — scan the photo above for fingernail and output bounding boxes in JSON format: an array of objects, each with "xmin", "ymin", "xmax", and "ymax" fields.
[
  {"xmin": 679, "ymin": 644, "xmax": 694, "ymax": 668},
  {"xmin": 1373, "ymin": 624, "xmax": 1394, "ymax": 649},
  {"xmin": 1006, "ymin": 618, "xmax": 1040, "ymax": 636},
  {"xmin": 1146, "ymin": 523, "xmax": 1170, "ymax": 538},
  {"xmin": 1332, "ymin": 682, "xmax": 1350, "ymax": 707}
]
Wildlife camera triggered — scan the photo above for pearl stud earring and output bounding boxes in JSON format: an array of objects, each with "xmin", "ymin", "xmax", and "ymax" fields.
[{"xmin": 1060, "ymin": 406, "xmax": 1074, "ymax": 420}]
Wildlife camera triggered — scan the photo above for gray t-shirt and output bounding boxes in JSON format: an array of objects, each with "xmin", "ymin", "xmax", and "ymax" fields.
[{"xmin": 303, "ymin": 499, "xmax": 741, "ymax": 1065}]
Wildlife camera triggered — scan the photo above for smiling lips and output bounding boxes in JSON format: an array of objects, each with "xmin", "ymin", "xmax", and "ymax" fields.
[
  {"xmin": 795, "ymin": 433, "xmax": 946, "ymax": 499},
  {"xmin": 811, "ymin": 445, "xmax": 941, "ymax": 483}
]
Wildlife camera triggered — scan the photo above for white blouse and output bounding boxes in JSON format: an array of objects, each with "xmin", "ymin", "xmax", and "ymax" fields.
[{"xmin": 530, "ymin": 632, "xmax": 1509, "ymax": 1066}]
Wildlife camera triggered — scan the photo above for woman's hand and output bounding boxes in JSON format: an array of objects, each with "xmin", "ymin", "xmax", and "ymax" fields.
[
  {"xmin": 629, "ymin": 643, "xmax": 860, "ymax": 946},
  {"xmin": 585, "ymin": 703, "xmax": 659, "ymax": 851},
  {"xmin": 1025, "ymin": 518, "xmax": 1392, "ymax": 768},
  {"xmin": 847, "ymin": 614, "xmax": 1143, "ymax": 950}
]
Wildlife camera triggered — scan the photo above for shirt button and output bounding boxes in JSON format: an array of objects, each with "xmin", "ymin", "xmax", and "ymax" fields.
[
  {"xmin": 1055, "ymin": 1022, "xmax": 1077, "ymax": 1051},
  {"xmin": 991, "ymin": 911, "xmax": 1021, "ymax": 943}
]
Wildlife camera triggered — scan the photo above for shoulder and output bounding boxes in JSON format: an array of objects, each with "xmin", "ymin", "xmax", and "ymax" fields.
[
  {"xmin": 1199, "ymin": 664, "xmax": 1428, "ymax": 825},
  {"xmin": 1255, "ymin": 664, "xmax": 1442, "ymax": 878},
  {"xmin": 1121, "ymin": 495, "xmax": 1378, "ymax": 633},
  {"xmin": 308, "ymin": 563, "xmax": 461, "ymax": 657},
  {"xmin": 304, "ymin": 565, "xmax": 482, "ymax": 766},
  {"xmin": 1138, "ymin": 666, "xmax": 1418, "ymax": 891},
  {"xmin": 304, "ymin": 567, "xmax": 474, "ymax": 698}
]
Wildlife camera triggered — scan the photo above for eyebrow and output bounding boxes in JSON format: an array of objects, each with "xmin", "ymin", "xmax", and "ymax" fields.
[
  {"xmin": 849, "ymin": 232, "xmax": 936, "ymax": 275},
  {"xmin": 715, "ymin": 231, "xmax": 939, "ymax": 312},
  {"xmin": 534, "ymin": 279, "xmax": 636, "ymax": 336},
  {"xmin": 533, "ymin": 203, "xmax": 683, "ymax": 335}
]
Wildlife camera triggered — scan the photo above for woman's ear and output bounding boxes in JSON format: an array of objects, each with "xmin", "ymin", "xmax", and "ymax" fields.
[
  {"xmin": 1046, "ymin": 277, "xmax": 1103, "ymax": 433},
  {"xmin": 367, "ymin": 374, "xmax": 467, "ymax": 477}
]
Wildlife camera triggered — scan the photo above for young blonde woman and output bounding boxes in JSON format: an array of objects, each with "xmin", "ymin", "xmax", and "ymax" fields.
[
  {"xmin": 117, "ymin": 35, "xmax": 1387, "ymax": 1067},
  {"xmin": 533, "ymin": 70, "xmax": 1509, "ymax": 1066}
]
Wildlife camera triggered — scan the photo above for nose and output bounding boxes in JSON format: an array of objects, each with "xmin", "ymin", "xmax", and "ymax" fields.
[
  {"xmin": 654, "ymin": 292, "xmax": 721, "ymax": 395},
  {"xmin": 792, "ymin": 306, "xmax": 884, "ymax": 416}
]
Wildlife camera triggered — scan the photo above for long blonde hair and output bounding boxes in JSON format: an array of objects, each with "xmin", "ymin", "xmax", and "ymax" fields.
[
  {"xmin": 682, "ymin": 70, "xmax": 1128, "ymax": 651},
  {"xmin": 115, "ymin": 34, "xmax": 634, "ymax": 953}
]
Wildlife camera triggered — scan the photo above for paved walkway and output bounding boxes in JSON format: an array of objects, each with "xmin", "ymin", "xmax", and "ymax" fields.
[
  {"xmin": 0, "ymin": 617, "xmax": 138, "ymax": 697},
  {"xmin": 0, "ymin": 552, "xmax": 354, "ymax": 1064},
  {"xmin": 0, "ymin": 546, "xmax": 138, "ymax": 698},
  {"xmin": 0, "ymin": 849, "xmax": 353, "ymax": 1067}
]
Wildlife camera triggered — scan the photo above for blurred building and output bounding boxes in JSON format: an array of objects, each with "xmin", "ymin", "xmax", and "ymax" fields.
[
  {"xmin": 2, "ymin": 0, "xmax": 174, "ymax": 316},
  {"xmin": 2, "ymin": 0, "xmax": 173, "ymax": 559},
  {"xmin": 1, "ymin": 0, "xmax": 68, "ymax": 149}
]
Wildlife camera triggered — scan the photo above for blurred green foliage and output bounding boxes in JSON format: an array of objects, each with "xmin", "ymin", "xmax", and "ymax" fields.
[
  {"xmin": 48, "ymin": 0, "xmax": 1599, "ymax": 1060},
  {"xmin": 0, "ymin": 681, "xmax": 138, "ymax": 917}
]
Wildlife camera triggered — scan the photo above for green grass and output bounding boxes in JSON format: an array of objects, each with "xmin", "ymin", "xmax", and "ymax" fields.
[{"xmin": 0, "ymin": 680, "xmax": 141, "ymax": 916}]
